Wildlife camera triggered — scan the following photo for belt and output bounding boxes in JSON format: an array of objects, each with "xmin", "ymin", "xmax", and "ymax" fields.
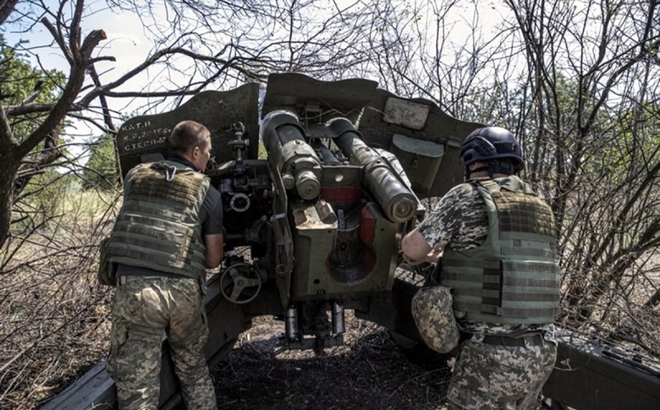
[
  {"xmin": 481, "ymin": 333, "xmax": 544, "ymax": 347},
  {"xmin": 116, "ymin": 275, "xmax": 164, "ymax": 285}
]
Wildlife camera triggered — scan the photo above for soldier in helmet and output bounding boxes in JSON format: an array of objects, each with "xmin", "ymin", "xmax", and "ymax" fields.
[
  {"xmin": 104, "ymin": 120, "xmax": 223, "ymax": 409},
  {"xmin": 401, "ymin": 127, "xmax": 560, "ymax": 409}
]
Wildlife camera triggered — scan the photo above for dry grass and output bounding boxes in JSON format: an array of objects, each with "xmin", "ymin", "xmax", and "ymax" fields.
[
  {"xmin": 0, "ymin": 189, "xmax": 119, "ymax": 409},
  {"xmin": 557, "ymin": 257, "xmax": 660, "ymax": 361}
]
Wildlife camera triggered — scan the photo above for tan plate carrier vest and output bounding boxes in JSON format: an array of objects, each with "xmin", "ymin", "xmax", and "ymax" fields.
[{"xmin": 106, "ymin": 160, "xmax": 210, "ymax": 280}]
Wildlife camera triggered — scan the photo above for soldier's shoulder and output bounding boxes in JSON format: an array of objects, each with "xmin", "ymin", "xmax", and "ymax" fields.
[
  {"xmin": 445, "ymin": 182, "xmax": 479, "ymax": 202},
  {"xmin": 205, "ymin": 184, "xmax": 221, "ymax": 202},
  {"xmin": 125, "ymin": 164, "xmax": 147, "ymax": 179}
]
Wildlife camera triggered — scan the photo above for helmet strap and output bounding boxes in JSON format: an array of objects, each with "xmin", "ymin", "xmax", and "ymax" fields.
[
  {"xmin": 465, "ymin": 165, "xmax": 490, "ymax": 179},
  {"xmin": 489, "ymin": 160, "xmax": 516, "ymax": 177},
  {"xmin": 466, "ymin": 161, "xmax": 516, "ymax": 179}
]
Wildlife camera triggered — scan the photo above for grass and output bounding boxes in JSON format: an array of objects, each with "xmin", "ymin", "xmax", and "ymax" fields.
[{"xmin": 0, "ymin": 186, "xmax": 120, "ymax": 409}]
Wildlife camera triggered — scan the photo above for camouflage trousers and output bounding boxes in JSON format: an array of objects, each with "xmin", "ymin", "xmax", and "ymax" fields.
[
  {"xmin": 106, "ymin": 275, "xmax": 217, "ymax": 410},
  {"xmin": 446, "ymin": 337, "xmax": 556, "ymax": 410}
]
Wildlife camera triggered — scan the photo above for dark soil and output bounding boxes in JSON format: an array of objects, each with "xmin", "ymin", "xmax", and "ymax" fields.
[{"xmin": 208, "ymin": 314, "xmax": 453, "ymax": 410}]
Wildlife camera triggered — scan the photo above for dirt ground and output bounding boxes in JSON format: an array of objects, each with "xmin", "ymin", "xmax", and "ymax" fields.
[{"xmin": 204, "ymin": 314, "xmax": 454, "ymax": 410}]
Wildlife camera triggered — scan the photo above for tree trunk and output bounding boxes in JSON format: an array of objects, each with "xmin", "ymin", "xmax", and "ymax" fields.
[
  {"xmin": 0, "ymin": 0, "xmax": 19, "ymax": 26},
  {"xmin": 0, "ymin": 154, "xmax": 20, "ymax": 249}
]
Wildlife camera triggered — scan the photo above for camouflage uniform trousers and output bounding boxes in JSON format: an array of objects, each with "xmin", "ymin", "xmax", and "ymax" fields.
[
  {"xmin": 106, "ymin": 275, "xmax": 217, "ymax": 410},
  {"xmin": 446, "ymin": 337, "xmax": 556, "ymax": 410}
]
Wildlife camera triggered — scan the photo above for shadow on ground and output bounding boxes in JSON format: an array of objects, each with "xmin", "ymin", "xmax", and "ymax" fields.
[{"xmin": 207, "ymin": 316, "xmax": 453, "ymax": 410}]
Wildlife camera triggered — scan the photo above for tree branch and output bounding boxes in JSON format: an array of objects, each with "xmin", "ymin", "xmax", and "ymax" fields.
[{"xmin": 15, "ymin": 25, "xmax": 106, "ymax": 159}]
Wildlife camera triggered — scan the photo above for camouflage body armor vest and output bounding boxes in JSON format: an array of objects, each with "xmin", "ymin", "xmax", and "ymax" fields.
[
  {"xmin": 441, "ymin": 178, "xmax": 560, "ymax": 325},
  {"xmin": 107, "ymin": 160, "xmax": 210, "ymax": 279}
]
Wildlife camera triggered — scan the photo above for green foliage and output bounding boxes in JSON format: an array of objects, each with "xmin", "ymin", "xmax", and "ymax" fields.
[
  {"xmin": 0, "ymin": 35, "xmax": 66, "ymax": 143},
  {"xmin": 258, "ymin": 142, "xmax": 267, "ymax": 159},
  {"xmin": 584, "ymin": 107, "xmax": 660, "ymax": 185},
  {"xmin": 11, "ymin": 169, "xmax": 72, "ymax": 236},
  {"xmin": 30, "ymin": 170, "xmax": 72, "ymax": 216},
  {"xmin": 82, "ymin": 136, "xmax": 119, "ymax": 191},
  {"xmin": 1, "ymin": 35, "xmax": 72, "ymax": 238}
]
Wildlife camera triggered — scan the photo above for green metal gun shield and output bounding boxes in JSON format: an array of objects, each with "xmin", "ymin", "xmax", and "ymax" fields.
[{"xmin": 411, "ymin": 286, "xmax": 460, "ymax": 354}]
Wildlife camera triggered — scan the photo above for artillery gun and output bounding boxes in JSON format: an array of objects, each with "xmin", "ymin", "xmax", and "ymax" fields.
[
  {"xmin": 43, "ymin": 74, "xmax": 660, "ymax": 409},
  {"xmin": 111, "ymin": 73, "xmax": 476, "ymax": 355}
]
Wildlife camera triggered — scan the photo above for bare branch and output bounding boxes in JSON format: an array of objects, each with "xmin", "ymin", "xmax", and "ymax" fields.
[{"xmin": 40, "ymin": 17, "xmax": 73, "ymax": 65}]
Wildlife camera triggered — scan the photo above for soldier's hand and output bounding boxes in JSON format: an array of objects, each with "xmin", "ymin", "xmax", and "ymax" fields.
[{"xmin": 424, "ymin": 248, "xmax": 443, "ymax": 264}]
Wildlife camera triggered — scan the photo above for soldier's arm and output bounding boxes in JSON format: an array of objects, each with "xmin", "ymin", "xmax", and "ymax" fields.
[
  {"xmin": 204, "ymin": 233, "xmax": 224, "ymax": 269},
  {"xmin": 401, "ymin": 230, "xmax": 434, "ymax": 265},
  {"xmin": 200, "ymin": 186, "xmax": 224, "ymax": 269},
  {"xmin": 402, "ymin": 184, "xmax": 466, "ymax": 265}
]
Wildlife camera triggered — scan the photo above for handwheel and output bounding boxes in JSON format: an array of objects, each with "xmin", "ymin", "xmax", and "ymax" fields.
[{"xmin": 219, "ymin": 262, "xmax": 262, "ymax": 304}]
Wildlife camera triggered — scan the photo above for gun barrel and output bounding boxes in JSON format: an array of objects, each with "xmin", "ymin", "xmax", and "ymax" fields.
[
  {"xmin": 330, "ymin": 118, "xmax": 417, "ymax": 223},
  {"xmin": 262, "ymin": 111, "xmax": 322, "ymax": 200}
]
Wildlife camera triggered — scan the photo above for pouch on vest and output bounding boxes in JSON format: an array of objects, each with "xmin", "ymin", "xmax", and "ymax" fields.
[
  {"xmin": 411, "ymin": 286, "xmax": 460, "ymax": 353},
  {"xmin": 97, "ymin": 237, "xmax": 117, "ymax": 287}
]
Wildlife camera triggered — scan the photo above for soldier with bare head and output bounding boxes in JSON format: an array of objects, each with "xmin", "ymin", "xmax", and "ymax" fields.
[
  {"xmin": 104, "ymin": 120, "xmax": 224, "ymax": 409},
  {"xmin": 402, "ymin": 127, "xmax": 560, "ymax": 410}
]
